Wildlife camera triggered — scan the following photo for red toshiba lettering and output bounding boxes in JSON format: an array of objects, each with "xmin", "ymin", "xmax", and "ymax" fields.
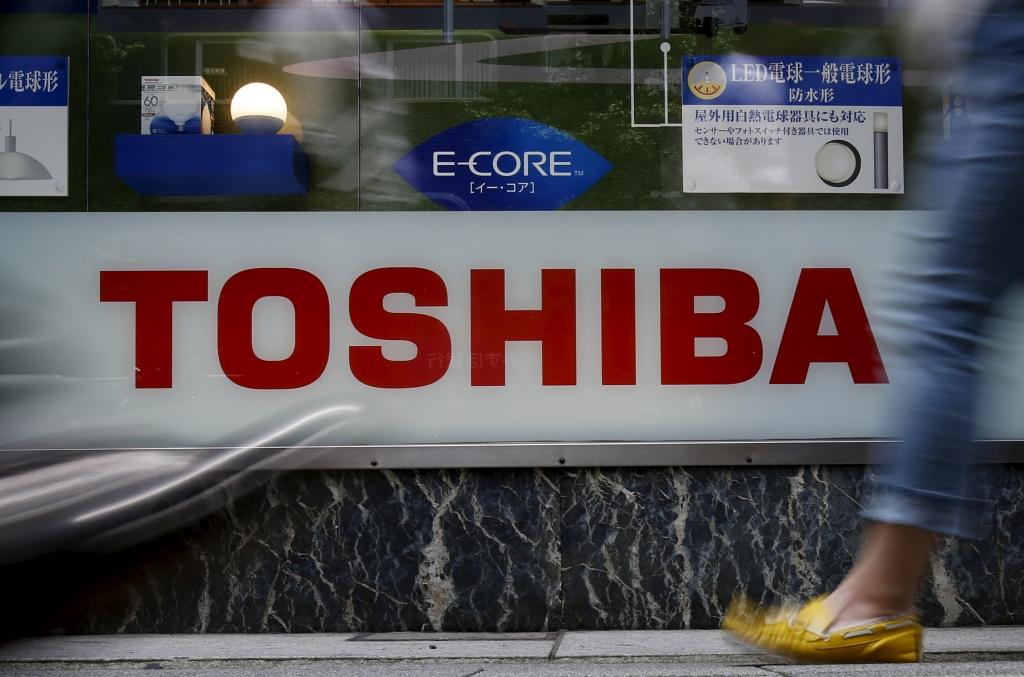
[
  {"xmin": 218, "ymin": 268, "xmax": 330, "ymax": 390},
  {"xmin": 661, "ymin": 269, "xmax": 763, "ymax": 385},
  {"xmin": 99, "ymin": 270, "xmax": 208, "ymax": 389},
  {"xmin": 602, "ymin": 269, "xmax": 636, "ymax": 385},
  {"xmin": 349, "ymin": 267, "xmax": 451, "ymax": 388},
  {"xmin": 470, "ymin": 269, "xmax": 576, "ymax": 386},
  {"xmin": 770, "ymin": 268, "xmax": 887, "ymax": 384}
]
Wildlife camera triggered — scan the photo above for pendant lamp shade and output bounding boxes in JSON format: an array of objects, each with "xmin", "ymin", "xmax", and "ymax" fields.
[{"xmin": 0, "ymin": 120, "xmax": 52, "ymax": 181}]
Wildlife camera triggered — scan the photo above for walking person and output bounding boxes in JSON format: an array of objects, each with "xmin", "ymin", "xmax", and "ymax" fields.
[{"xmin": 724, "ymin": 0, "xmax": 1023, "ymax": 662}]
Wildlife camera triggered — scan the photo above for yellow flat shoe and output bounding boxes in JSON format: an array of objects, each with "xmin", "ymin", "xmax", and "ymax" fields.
[{"xmin": 722, "ymin": 594, "xmax": 922, "ymax": 663}]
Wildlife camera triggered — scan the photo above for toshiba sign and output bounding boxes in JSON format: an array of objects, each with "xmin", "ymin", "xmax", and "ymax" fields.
[
  {"xmin": 99, "ymin": 266, "xmax": 885, "ymax": 391},
  {"xmin": 7, "ymin": 209, "xmax": 1009, "ymax": 456}
]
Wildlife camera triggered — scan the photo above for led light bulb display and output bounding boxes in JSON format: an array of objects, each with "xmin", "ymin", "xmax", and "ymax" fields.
[
  {"xmin": 231, "ymin": 83, "xmax": 288, "ymax": 135},
  {"xmin": 161, "ymin": 87, "xmax": 201, "ymax": 133},
  {"xmin": 141, "ymin": 77, "xmax": 215, "ymax": 135}
]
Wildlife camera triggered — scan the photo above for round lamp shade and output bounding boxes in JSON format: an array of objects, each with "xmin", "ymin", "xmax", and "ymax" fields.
[
  {"xmin": 0, "ymin": 152, "xmax": 51, "ymax": 180},
  {"xmin": 0, "ymin": 126, "xmax": 51, "ymax": 180},
  {"xmin": 231, "ymin": 83, "xmax": 288, "ymax": 135},
  {"xmin": 815, "ymin": 140, "xmax": 861, "ymax": 188}
]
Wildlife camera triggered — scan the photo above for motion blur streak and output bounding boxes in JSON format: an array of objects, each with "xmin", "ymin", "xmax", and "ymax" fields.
[
  {"xmin": 72, "ymin": 405, "xmax": 361, "ymax": 524},
  {"xmin": 0, "ymin": 401, "xmax": 371, "ymax": 566}
]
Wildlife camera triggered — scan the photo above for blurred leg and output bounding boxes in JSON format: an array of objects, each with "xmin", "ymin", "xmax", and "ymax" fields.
[
  {"xmin": 722, "ymin": 2, "xmax": 1024, "ymax": 660},
  {"xmin": 843, "ymin": 0, "xmax": 1024, "ymax": 628},
  {"xmin": 825, "ymin": 524, "xmax": 936, "ymax": 628}
]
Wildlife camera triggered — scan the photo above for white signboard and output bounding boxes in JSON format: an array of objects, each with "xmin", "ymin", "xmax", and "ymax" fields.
[
  {"xmin": 0, "ymin": 57, "xmax": 69, "ymax": 197},
  {"xmin": 682, "ymin": 56, "xmax": 904, "ymax": 194},
  {"xmin": 8, "ymin": 210, "xmax": 1009, "ymax": 456}
]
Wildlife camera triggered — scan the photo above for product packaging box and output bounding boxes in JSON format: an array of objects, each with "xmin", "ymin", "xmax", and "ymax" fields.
[{"xmin": 141, "ymin": 76, "xmax": 215, "ymax": 134}]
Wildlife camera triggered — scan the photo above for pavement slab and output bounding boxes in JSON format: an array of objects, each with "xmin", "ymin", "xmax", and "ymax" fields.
[
  {"xmin": 922, "ymin": 627, "xmax": 1024, "ymax": 655},
  {"xmin": 0, "ymin": 634, "xmax": 552, "ymax": 662},
  {"xmin": 768, "ymin": 662, "xmax": 1024, "ymax": 677},
  {"xmin": 0, "ymin": 664, "xmax": 786, "ymax": 677},
  {"xmin": 7, "ymin": 665, "xmax": 1024, "ymax": 677},
  {"xmin": 3, "ymin": 629, "xmax": 1024, "ymax": 676},
  {"xmin": 556, "ymin": 630, "xmax": 758, "ymax": 658},
  {"xmin": 0, "ymin": 635, "xmax": 355, "ymax": 662}
]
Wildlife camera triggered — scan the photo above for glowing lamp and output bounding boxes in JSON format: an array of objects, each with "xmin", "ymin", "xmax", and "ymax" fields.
[{"xmin": 231, "ymin": 83, "xmax": 288, "ymax": 135}]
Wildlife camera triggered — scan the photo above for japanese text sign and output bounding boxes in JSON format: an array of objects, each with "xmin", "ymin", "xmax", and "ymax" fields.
[
  {"xmin": 682, "ymin": 56, "xmax": 903, "ymax": 194},
  {"xmin": 0, "ymin": 57, "xmax": 68, "ymax": 107},
  {"xmin": 0, "ymin": 56, "xmax": 69, "ymax": 196}
]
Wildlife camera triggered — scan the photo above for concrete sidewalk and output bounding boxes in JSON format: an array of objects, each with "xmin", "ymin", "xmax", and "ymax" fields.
[{"xmin": 2, "ymin": 629, "xmax": 1024, "ymax": 675}]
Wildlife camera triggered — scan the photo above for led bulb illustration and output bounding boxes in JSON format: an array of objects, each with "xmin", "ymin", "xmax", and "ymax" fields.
[
  {"xmin": 0, "ymin": 119, "xmax": 52, "ymax": 181},
  {"xmin": 815, "ymin": 140, "xmax": 861, "ymax": 188},
  {"xmin": 231, "ymin": 83, "xmax": 288, "ymax": 135},
  {"xmin": 161, "ymin": 87, "xmax": 202, "ymax": 133}
]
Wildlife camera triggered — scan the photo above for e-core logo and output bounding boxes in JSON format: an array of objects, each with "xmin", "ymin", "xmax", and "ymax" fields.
[{"xmin": 392, "ymin": 117, "xmax": 612, "ymax": 211}]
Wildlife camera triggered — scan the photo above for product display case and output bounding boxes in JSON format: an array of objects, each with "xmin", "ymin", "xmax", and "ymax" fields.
[
  {"xmin": 7, "ymin": 0, "xmax": 1024, "ymax": 641},
  {"xmin": 0, "ymin": 0, "xmax": 966, "ymax": 458}
]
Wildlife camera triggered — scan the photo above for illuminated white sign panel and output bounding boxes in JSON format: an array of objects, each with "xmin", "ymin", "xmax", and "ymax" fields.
[
  {"xmin": 682, "ymin": 57, "xmax": 904, "ymax": 194},
  {"xmin": 3, "ymin": 210, "xmax": 1019, "ymax": 454}
]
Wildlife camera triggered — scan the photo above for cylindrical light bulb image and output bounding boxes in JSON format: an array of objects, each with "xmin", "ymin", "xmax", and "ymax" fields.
[
  {"xmin": 231, "ymin": 83, "xmax": 288, "ymax": 135},
  {"xmin": 161, "ymin": 87, "xmax": 201, "ymax": 133},
  {"xmin": 874, "ymin": 112, "xmax": 889, "ymax": 190}
]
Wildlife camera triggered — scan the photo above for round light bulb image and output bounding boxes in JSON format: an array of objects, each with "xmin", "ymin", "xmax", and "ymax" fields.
[
  {"xmin": 815, "ymin": 140, "xmax": 861, "ymax": 188},
  {"xmin": 161, "ymin": 86, "xmax": 201, "ymax": 133},
  {"xmin": 231, "ymin": 83, "xmax": 288, "ymax": 135},
  {"xmin": 687, "ymin": 61, "xmax": 728, "ymax": 101}
]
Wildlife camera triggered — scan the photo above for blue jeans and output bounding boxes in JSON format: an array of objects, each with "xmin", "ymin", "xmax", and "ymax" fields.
[{"xmin": 865, "ymin": 1, "xmax": 1024, "ymax": 538}]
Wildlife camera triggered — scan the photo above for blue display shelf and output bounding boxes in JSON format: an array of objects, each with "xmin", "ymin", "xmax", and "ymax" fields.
[{"xmin": 115, "ymin": 134, "xmax": 309, "ymax": 196}]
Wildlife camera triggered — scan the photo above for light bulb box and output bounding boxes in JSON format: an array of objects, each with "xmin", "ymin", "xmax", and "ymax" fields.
[{"xmin": 141, "ymin": 76, "xmax": 215, "ymax": 134}]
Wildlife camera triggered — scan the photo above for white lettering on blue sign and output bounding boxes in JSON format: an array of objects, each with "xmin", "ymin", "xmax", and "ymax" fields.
[
  {"xmin": 0, "ymin": 70, "xmax": 60, "ymax": 94},
  {"xmin": 431, "ymin": 150, "xmax": 573, "ymax": 179},
  {"xmin": 737, "ymin": 61, "xmax": 894, "ymax": 89},
  {"xmin": 393, "ymin": 118, "xmax": 611, "ymax": 211}
]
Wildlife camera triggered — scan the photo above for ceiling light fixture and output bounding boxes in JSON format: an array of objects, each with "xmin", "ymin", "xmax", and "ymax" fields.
[{"xmin": 0, "ymin": 120, "xmax": 52, "ymax": 181}]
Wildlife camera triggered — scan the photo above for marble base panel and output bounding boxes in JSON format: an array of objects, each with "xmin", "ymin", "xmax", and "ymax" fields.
[{"xmin": 2, "ymin": 466, "xmax": 1023, "ymax": 635}]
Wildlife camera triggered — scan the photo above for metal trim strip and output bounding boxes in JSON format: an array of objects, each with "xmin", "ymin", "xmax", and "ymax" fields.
[{"xmin": 5, "ymin": 440, "xmax": 1023, "ymax": 469}]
